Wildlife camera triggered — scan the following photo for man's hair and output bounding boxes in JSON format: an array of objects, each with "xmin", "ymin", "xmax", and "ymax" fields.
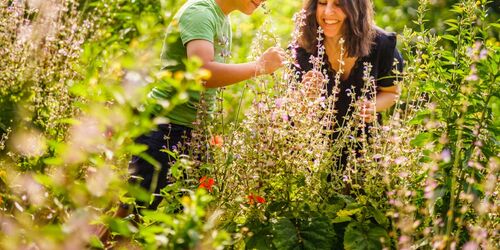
[{"xmin": 298, "ymin": 0, "xmax": 375, "ymax": 57}]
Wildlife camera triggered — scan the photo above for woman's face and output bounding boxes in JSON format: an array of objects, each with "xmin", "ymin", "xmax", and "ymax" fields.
[{"xmin": 315, "ymin": 0, "xmax": 347, "ymax": 39}]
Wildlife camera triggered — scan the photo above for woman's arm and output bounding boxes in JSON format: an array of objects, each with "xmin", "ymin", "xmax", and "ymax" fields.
[
  {"xmin": 375, "ymin": 85, "xmax": 399, "ymax": 112},
  {"xmin": 359, "ymin": 85, "xmax": 400, "ymax": 123}
]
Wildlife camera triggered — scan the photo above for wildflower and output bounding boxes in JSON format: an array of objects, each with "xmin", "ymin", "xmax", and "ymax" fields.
[
  {"xmin": 466, "ymin": 47, "xmax": 474, "ymax": 59},
  {"xmin": 275, "ymin": 98, "xmax": 285, "ymax": 108},
  {"xmin": 462, "ymin": 242, "xmax": 479, "ymax": 250},
  {"xmin": 465, "ymin": 73, "xmax": 478, "ymax": 81},
  {"xmin": 257, "ymin": 102, "xmax": 265, "ymax": 109},
  {"xmin": 394, "ymin": 156, "xmax": 407, "ymax": 165},
  {"xmin": 247, "ymin": 193, "xmax": 266, "ymax": 205},
  {"xmin": 209, "ymin": 135, "xmax": 224, "ymax": 147},
  {"xmin": 271, "ymin": 111, "xmax": 277, "ymax": 121},
  {"xmin": 474, "ymin": 40, "xmax": 482, "ymax": 50},
  {"xmin": 199, "ymin": 176, "xmax": 215, "ymax": 192},
  {"xmin": 440, "ymin": 149, "xmax": 451, "ymax": 163},
  {"xmin": 398, "ymin": 235, "xmax": 411, "ymax": 244},
  {"xmin": 479, "ymin": 49, "xmax": 487, "ymax": 60}
]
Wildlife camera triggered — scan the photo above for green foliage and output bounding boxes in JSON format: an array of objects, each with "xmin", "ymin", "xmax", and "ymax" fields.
[
  {"xmin": 343, "ymin": 221, "xmax": 389, "ymax": 250},
  {"xmin": 136, "ymin": 190, "xmax": 231, "ymax": 249}
]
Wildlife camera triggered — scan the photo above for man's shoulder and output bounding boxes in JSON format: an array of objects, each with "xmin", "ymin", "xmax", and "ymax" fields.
[{"xmin": 177, "ymin": 0, "xmax": 218, "ymax": 19}]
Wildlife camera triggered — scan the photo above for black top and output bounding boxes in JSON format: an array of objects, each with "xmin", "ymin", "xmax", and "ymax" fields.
[{"xmin": 294, "ymin": 29, "xmax": 404, "ymax": 127}]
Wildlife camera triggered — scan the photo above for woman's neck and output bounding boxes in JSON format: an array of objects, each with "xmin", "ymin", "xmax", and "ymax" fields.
[
  {"xmin": 323, "ymin": 35, "xmax": 357, "ymax": 79},
  {"xmin": 323, "ymin": 36, "xmax": 344, "ymax": 55}
]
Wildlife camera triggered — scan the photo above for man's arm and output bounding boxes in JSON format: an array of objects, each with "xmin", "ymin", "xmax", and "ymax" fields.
[{"xmin": 186, "ymin": 39, "xmax": 285, "ymax": 88}]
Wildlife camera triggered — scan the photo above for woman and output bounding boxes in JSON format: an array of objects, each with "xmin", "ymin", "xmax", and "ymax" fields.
[{"xmin": 295, "ymin": 0, "xmax": 404, "ymax": 168}]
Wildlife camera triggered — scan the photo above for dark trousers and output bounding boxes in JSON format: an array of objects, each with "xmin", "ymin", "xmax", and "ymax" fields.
[{"xmin": 128, "ymin": 124, "xmax": 192, "ymax": 210}]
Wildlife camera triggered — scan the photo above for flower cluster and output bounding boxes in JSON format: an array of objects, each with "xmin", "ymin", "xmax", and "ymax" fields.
[
  {"xmin": 199, "ymin": 176, "xmax": 215, "ymax": 192},
  {"xmin": 247, "ymin": 193, "xmax": 266, "ymax": 205}
]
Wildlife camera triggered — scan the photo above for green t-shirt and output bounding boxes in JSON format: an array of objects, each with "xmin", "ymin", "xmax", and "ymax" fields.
[{"xmin": 149, "ymin": 0, "xmax": 231, "ymax": 128}]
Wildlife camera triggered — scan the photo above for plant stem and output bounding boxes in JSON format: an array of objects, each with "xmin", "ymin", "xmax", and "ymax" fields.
[{"xmin": 445, "ymin": 116, "xmax": 463, "ymax": 246}]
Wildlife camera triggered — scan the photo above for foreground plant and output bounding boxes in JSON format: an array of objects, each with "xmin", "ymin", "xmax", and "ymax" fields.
[{"xmin": 199, "ymin": 0, "xmax": 498, "ymax": 249}]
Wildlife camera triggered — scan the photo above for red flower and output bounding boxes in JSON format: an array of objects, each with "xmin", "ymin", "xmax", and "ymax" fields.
[
  {"xmin": 247, "ymin": 193, "xmax": 266, "ymax": 205},
  {"xmin": 198, "ymin": 176, "xmax": 215, "ymax": 192},
  {"xmin": 209, "ymin": 135, "xmax": 224, "ymax": 147},
  {"xmin": 247, "ymin": 194, "xmax": 255, "ymax": 205},
  {"xmin": 255, "ymin": 196, "xmax": 266, "ymax": 204}
]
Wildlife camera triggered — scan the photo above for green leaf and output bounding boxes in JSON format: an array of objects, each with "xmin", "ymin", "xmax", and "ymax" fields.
[
  {"xmin": 141, "ymin": 210, "xmax": 173, "ymax": 224},
  {"xmin": 271, "ymin": 217, "xmax": 336, "ymax": 250},
  {"xmin": 410, "ymin": 132, "xmax": 434, "ymax": 147},
  {"xmin": 43, "ymin": 157, "xmax": 64, "ymax": 166},
  {"xmin": 491, "ymin": 22, "xmax": 500, "ymax": 29},
  {"xmin": 490, "ymin": 60, "xmax": 498, "ymax": 76},
  {"xmin": 107, "ymin": 217, "xmax": 133, "ymax": 237},
  {"xmin": 272, "ymin": 218, "xmax": 300, "ymax": 250},
  {"xmin": 127, "ymin": 184, "xmax": 151, "ymax": 203},
  {"xmin": 245, "ymin": 227, "xmax": 275, "ymax": 250},
  {"xmin": 441, "ymin": 35, "xmax": 456, "ymax": 42},
  {"xmin": 161, "ymin": 148, "xmax": 178, "ymax": 159},
  {"xmin": 368, "ymin": 207, "xmax": 389, "ymax": 228},
  {"xmin": 125, "ymin": 144, "xmax": 148, "ymax": 155},
  {"xmin": 441, "ymin": 55, "xmax": 456, "ymax": 63},
  {"xmin": 337, "ymin": 208, "xmax": 362, "ymax": 218},
  {"xmin": 169, "ymin": 161, "xmax": 183, "ymax": 179},
  {"xmin": 344, "ymin": 221, "xmax": 389, "ymax": 250},
  {"xmin": 408, "ymin": 109, "xmax": 431, "ymax": 125},
  {"xmin": 88, "ymin": 235, "xmax": 105, "ymax": 249},
  {"xmin": 301, "ymin": 218, "xmax": 337, "ymax": 250},
  {"xmin": 332, "ymin": 216, "xmax": 352, "ymax": 223},
  {"xmin": 33, "ymin": 174, "xmax": 55, "ymax": 187}
]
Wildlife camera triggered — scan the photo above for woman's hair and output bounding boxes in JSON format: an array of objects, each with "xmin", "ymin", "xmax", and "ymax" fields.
[{"xmin": 299, "ymin": 0, "xmax": 375, "ymax": 57}]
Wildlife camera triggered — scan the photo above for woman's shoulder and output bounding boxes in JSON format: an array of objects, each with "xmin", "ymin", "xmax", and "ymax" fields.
[
  {"xmin": 369, "ymin": 27, "xmax": 404, "ymax": 79},
  {"xmin": 373, "ymin": 27, "xmax": 397, "ymax": 50}
]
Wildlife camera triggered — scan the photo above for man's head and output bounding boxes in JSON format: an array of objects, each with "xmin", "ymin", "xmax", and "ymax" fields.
[{"xmin": 218, "ymin": 0, "xmax": 266, "ymax": 15}]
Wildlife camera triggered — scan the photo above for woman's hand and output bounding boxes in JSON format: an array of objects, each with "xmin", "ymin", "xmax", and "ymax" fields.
[
  {"xmin": 301, "ymin": 70, "xmax": 324, "ymax": 99},
  {"xmin": 358, "ymin": 99, "xmax": 376, "ymax": 123}
]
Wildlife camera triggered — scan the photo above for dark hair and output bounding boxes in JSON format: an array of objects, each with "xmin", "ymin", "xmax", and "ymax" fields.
[{"xmin": 298, "ymin": 0, "xmax": 375, "ymax": 58}]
